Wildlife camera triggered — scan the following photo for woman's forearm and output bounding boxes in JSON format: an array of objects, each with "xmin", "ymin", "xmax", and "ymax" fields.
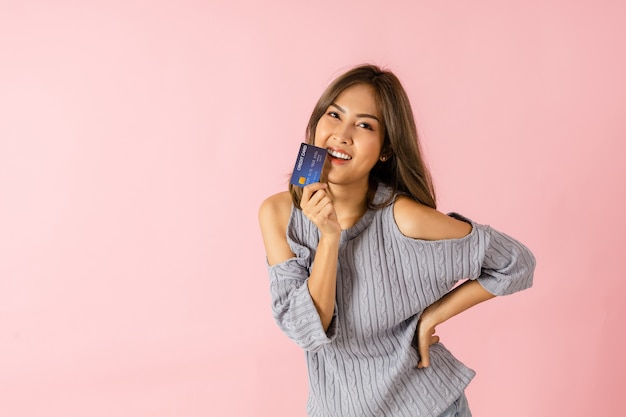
[
  {"xmin": 416, "ymin": 279, "xmax": 496, "ymax": 368},
  {"xmin": 424, "ymin": 280, "xmax": 495, "ymax": 328},
  {"xmin": 307, "ymin": 235, "xmax": 340, "ymax": 331}
]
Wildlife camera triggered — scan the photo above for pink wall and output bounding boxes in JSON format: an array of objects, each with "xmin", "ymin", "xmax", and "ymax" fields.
[{"xmin": 1, "ymin": 1, "xmax": 624, "ymax": 416}]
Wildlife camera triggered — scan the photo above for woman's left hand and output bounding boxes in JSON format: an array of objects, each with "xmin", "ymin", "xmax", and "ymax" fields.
[
  {"xmin": 415, "ymin": 280, "xmax": 496, "ymax": 368},
  {"xmin": 416, "ymin": 302, "xmax": 441, "ymax": 369}
]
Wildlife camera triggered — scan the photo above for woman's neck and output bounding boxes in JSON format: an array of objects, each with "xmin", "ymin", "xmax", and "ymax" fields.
[{"xmin": 328, "ymin": 181, "xmax": 371, "ymax": 230}]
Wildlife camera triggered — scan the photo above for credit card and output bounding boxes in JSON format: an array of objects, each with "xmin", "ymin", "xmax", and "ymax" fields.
[{"xmin": 289, "ymin": 143, "xmax": 327, "ymax": 187}]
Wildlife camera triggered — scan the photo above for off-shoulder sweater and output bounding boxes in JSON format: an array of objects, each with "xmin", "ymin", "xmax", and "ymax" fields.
[{"xmin": 267, "ymin": 184, "xmax": 535, "ymax": 417}]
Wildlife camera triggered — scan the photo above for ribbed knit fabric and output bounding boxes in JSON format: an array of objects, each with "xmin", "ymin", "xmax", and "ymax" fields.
[{"xmin": 268, "ymin": 184, "xmax": 535, "ymax": 417}]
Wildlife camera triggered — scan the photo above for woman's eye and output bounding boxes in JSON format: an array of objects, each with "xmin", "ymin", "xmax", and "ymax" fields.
[
  {"xmin": 328, "ymin": 111, "xmax": 340, "ymax": 119},
  {"xmin": 358, "ymin": 122, "xmax": 373, "ymax": 130}
]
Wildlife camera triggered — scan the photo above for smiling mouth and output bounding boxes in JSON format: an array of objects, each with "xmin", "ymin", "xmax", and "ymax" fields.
[{"xmin": 327, "ymin": 148, "xmax": 352, "ymax": 160}]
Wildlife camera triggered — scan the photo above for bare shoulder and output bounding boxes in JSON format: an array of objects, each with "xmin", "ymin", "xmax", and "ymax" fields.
[
  {"xmin": 258, "ymin": 191, "xmax": 295, "ymax": 265},
  {"xmin": 393, "ymin": 195, "xmax": 472, "ymax": 241},
  {"xmin": 259, "ymin": 191, "xmax": 292, "ymax": 225}
]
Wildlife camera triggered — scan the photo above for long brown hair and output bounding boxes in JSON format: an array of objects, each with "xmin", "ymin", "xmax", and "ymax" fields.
[{"xmin": 290, "ymin": 64, "xmax": 436, "ymax": 209}]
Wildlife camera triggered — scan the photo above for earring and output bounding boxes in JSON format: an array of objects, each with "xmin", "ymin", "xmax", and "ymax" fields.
[{"xmin": 380, "ymin": 155, "xmax": 388, "ymax": 162}]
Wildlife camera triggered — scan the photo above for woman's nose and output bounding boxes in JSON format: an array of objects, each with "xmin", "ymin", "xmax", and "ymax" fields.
[{"xmin": 333, "ymin": 124, "xmax": 353, "ymax": 144}]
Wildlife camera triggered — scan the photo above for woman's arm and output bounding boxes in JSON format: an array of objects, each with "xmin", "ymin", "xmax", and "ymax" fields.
[
  {"xmin": 259, "ymin": 183, "xmax": 341, "ymax": 345},
  {"xmin": 260, "ymin": 191, "xmax": 335, "ymax": 350},
  {"xmin": 393, "ymin": 196, "xmax": 535, "ymax": 368},
  {"xmin": 416, "ymin": 280, "xmax": 495, "ymax": 368},
  {"xmin": 298, "ymin": 183, "xmax": 342, "ymax": 331}
]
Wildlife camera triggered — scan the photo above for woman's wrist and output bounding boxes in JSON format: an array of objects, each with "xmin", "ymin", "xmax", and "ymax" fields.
[
  {"xmin": 421, "ymin": 300, "xmax": 444, "ymax": 328},
  {"xmin": 319, "ymin": 231, "xmax": 341, "ymax": 247}
]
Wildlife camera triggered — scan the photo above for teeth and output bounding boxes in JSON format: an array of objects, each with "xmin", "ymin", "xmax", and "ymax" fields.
[{"xmin": 328, "ymin": 149, "xmax": 352, "ymax": 160}]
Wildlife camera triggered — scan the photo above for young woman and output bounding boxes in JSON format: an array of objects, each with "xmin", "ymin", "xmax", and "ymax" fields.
[{"xmin": 258, "ymin": 64, "xmax": 535, "ymax": 417}]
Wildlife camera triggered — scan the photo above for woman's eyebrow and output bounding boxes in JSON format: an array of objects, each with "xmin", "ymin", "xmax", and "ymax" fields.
[
  {"xmin": 330, "ymin": 102, "xmax": 380, "ymax": 122},
  {"xmin": 330, "ymin": 103, "xmax": 346, "ymax": 113}
]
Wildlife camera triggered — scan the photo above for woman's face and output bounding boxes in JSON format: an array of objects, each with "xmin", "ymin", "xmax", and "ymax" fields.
[{"xmin": 314, "ymin": 83, "xmax": 385, "ymax": 188}]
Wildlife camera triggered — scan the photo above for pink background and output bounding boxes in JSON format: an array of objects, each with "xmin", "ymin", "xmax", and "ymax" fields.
[{"xmin": 1, "ymin": 1, "xmax": 624, "ymax": 416}]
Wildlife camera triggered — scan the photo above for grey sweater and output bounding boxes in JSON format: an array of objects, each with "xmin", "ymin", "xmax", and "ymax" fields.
[{"xmin": 268, "ymin": 184, "xmax": 535, "ymax": 417}]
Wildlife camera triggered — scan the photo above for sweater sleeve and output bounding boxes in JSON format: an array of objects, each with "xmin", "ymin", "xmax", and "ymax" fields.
[
  {"xmin": 268, "ymin": 252, "xmax": 338, "ymax": 352},
  {"xmin": 474, "ymin": 225, "xmax": 536, "ymax": 296}
]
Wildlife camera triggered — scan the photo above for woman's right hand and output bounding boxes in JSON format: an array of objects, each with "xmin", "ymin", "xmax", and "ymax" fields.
[{"xmin": 301, "ymin": 183, "xmax": 341, "ymax": 238}]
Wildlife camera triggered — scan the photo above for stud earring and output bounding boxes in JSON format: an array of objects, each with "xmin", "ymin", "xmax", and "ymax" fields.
[{"xmin": 380, "ymin": 155, "xmax": 388, "ymax": 162}]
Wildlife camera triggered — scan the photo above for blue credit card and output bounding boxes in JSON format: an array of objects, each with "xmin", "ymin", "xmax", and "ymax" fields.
[{"xmin": 289, "ymin": 143, "xmax": 327, "ymax": 187}]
